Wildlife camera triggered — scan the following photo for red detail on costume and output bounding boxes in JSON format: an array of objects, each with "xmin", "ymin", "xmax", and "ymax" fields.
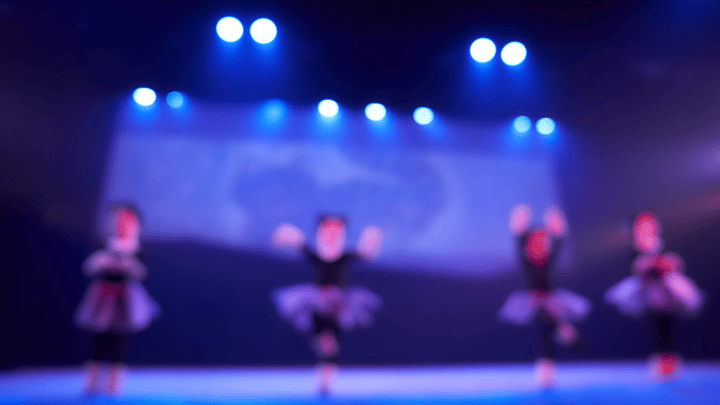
[
  {"xmin": 649, "ymin": 255, "xmax": 677, "ymax": 275},
  {"xmin": 100, "ymin": 281, "xmax": 126, "ymax": 298},
  {"xmin": 531, "ymin": 290, "xmax": 550, "ymax": 299},
  {"xmin": 652, "ymin": 256, "xmax": 665, "ymax": 273},
  {"xmin": 660, "ymin": 256, "xmax": 678, "ymax": 274}
]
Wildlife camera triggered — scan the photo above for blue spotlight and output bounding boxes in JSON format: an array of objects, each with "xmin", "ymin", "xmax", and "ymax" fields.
[
  {"xmin": 500, "ymin": 42, "xmax": 527, "ymax": 66},
  {"xmin": 512, "ymin": 116, "xmax": 532, "ymax": 134},
  {"xmin": 413, "ymin": 107, "xmax": 434, "ymax": 125},
  {"xmin": 365, "ymin": 103, "xmax": 386, "ymax": 121},
  {"xmin": 318, "ymin": 99, "xmax": 339, "ymax": 118},
  {"xmin": 133, "ymin": 87, "xmax": 156, "ymax": 106},
  {"xmin": 536, "ymin": 118, "xmax": 556, "ymax": 135},
  {"xmin": 470, "ymin": 38, "xmax": 496, "ymax": 63},
  {"xmin": 166, "ymin": 91, "xmax": 184, "ymax": 108},
  {"xmin": 216, "ymin": 16, "xmax": 243, "ymax": 43},
  {"xmin": 250, "ymin": 18, "xmax": 277, "ymax": 44}
]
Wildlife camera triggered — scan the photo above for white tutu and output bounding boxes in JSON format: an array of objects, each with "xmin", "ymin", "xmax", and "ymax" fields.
[
  {"xmin": 74, "ymin": 280, "xmax": 161, "ymax": 333},
  {"xmin": 499, "ymin": 289, "xmax": 591, "ymax": 325},
  {"xmin": 272, "ymin": 283, "xmax": 382, "ymax": 333},
  {"xmin": 605, "ymin": 273, "xmax": 704, "ymax": 317}
]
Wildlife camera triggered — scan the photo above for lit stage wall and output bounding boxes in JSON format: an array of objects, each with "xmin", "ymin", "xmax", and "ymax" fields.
[{"xmin": 101, "ymin": 100, "xmax": 562, "ymax": 275}]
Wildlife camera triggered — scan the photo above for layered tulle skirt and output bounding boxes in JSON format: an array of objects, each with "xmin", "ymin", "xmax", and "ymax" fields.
[
  {"xmin": 604, "ymin": 273, "xmax": 704, "ymax": 317},
  {"xmin": 273, "ymin": 283, "xmax": 382, "ymax": 333},
  {"xmin": 499, "ymin": 289, "xmax": 592, "ymax": 325},
  {"xmin": 75, "ymin": 280, "xmax": 161, "ymax": 334}
]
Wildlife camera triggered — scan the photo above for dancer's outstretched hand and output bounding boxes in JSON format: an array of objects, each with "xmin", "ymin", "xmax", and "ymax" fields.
[
  {"xmin": 358, "ymin": 225, "xmax": 383, "ymax": 260},
  {"xmin": 272, "ymin": 223, "xmax": 306, "ymax": 248},
  {"xmin": 544, "ymin": 206, "xmax": 567, "ymax": 237},
  {"xmin": 510, "ymin": 204, "xmax": 532, "ymax": 235}
]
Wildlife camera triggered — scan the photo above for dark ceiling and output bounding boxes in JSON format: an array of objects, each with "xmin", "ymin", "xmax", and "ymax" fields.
[
  {"xmin": 1, "ymin": 0, "xmax": 719, "ymax": 226},
  {"xmin": 3, "ymin": 0, "xmax": 719, "ymax": 122}
]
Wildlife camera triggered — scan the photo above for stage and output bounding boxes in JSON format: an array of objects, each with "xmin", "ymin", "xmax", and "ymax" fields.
[{"xmin": 1, "ymin": 362, "xmax": 719, "ymax": 404}]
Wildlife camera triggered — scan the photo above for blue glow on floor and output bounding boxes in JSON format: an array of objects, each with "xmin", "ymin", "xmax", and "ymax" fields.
[{"xmin": 0, "ymin": 363, "xmax": 718, "ymax": 404}]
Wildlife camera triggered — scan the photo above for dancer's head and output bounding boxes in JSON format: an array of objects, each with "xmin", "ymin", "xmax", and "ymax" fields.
[
  {"xmin": 633, "ymin": 211, "xmax": 661, "ymax": 253},
  {"xmin": 316, "ymin": 215, "xmax": 347, "ymax": 262},
  {"xmin": 112, "ymin": 203, "xmax": 141, "ymax": 242},
  {"xmin": 525, "ymin": 229, "xmax": 550, "ymax": 264}
]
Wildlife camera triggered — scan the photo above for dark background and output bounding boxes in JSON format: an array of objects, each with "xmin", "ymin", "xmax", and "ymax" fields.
[{"xmin": 1, "ymin": 0, "xmax": 719, "ymax": 368}]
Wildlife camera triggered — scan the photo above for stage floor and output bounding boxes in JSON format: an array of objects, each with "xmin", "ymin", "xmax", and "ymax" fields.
[{"xmin": 1, "ymin": 362, "xmax": 719, "ymax": 404}]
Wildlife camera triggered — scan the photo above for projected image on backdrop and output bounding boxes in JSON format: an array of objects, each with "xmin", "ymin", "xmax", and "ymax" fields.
[{"xmin": 100, "ymin": 101, "xmax": 561, "ymax": 275}]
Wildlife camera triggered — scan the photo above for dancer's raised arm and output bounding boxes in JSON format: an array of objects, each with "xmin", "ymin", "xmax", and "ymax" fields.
[
  {"xmin": 510, "ymin": 204, "xmax": 532, "ymax": 236},
  {"xmin": 544, "ymin": 206, "xmax": 567, "ymax": 238},
  {"xmin": 357, "ymin": 225, "xmax": 383, "ymax": 260},
  {"xmin": 272, "ymin": 223, "xmax": 306, "ymax": 249}
]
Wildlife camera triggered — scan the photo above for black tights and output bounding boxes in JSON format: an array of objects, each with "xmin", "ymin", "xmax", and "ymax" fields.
[
  {"xmin": 649, "ymin": 312, "xmax": 676, "ymax": 353},
  {"xmin": 91, "ymin": 332, "xmax": 127, "ymax": 363},
  {"xmin": 539, "ymin": 314, "xmax": 556, "ymax": 360},
  {"xmin": 313, "ymin": 313, "xmax": 340, "ymax": 363}
]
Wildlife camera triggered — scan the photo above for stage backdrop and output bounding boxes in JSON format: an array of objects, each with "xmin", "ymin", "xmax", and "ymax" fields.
[{"xmin": 99, "ymin": 99, "xmax": 564, "ymax": 275}]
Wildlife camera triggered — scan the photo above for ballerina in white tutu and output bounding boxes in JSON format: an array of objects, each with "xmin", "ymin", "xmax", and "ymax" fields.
[
  {"xmin": 499, "ymin": 205, "xmax": 591, "ymax": 388},
  {"xmin": 74, "ymin": 204, "xmax": 160, "ymax": 395},
  {"xmin": 271, "ymin": 215, "xmax": 383, "ymax": 396},
  {"xmin": 605, "ymin": 211, "xmax": 703, "ymax": 380}
]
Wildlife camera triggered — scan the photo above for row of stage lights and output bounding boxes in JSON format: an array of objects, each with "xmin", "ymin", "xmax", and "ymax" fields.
[
  {"xmin": 471, "ymin": 38, "xmax": 526, "ymax": 66},
  {"xmin": 132, "ymin": 88, "xmax": 556, "ymax": 135},
  {"xmin": 132, "ymin": 88, "xmax": 434, "ymax": 125},
  {"xmin": 212, "ymin": 16, "xmax": 527, "ymax": 67},
  {"xmin": 132, "ymin": 19, "xmax": 541, "ymax": 131},
  {"xmin": 216, "ymin": 16, "xmax": 277, "ymax": 44},
  {"xmin": 513, "ymin": 116, "xmax": 556, "ymax": 136},
  {"xmin": 147, "ymin": 18, "xmax": 528, "ymax": 121}
]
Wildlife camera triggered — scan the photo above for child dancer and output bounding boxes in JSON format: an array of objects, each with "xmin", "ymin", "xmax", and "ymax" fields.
[
  {"xmin": 74, "ymin": 204, "xmax": 160, "ymax": 395},
  {"xmin": 605, "ymin": 211, "xmax": 703, "ymax": 379},
  {"xmin": 272, "ymin": 216, "xmax": 383, "ymax": 396},
  {"xmin": 499, "ymin": 205, "xmax": 591, "ymax": 388}
]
